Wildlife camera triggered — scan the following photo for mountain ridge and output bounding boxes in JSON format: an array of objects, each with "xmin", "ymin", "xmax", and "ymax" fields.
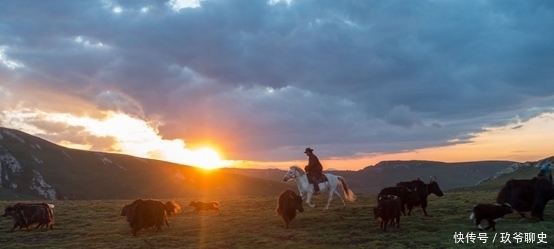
[
  {"xmin": 0, "ymin": 127, "xmax": 294, "ymax": 200},
  {"xmin": 0, "ymin": 126, "xmax": 550, "ymax": 200}
]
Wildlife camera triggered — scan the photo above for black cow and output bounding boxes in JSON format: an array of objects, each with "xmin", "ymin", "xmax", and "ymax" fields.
[
  {"xmin": 469, "ymin": 203, "xmax": 513, "ymax": 231},
  {"xmin": 373, "ymin": 197, "xmax": 401, "ymax": 232},
  {"xmin": 2, "ymin": 203, "xmax": 55, "ymax": 232},
  {"xmin": 496, "ymin": 177, "xmax": 554, "ymax": 221},
  {"xmin": 396, "ymin": 176, "xmax": 444, "ymax": 216},
  {"xmin": 121, "ymin": 199, "xmax": 180, "ymax": 236},
  {"xmin": 378, "ymin": 186, "xmax": 420, "ymax": 216},
  {"xmin": 276, "ymin": 189, "xmax": 304, "ymax": 229}
]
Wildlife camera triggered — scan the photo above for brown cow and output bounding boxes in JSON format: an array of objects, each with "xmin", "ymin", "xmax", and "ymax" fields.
[
  {"xmin": 276, "ymin": 189, "xmax": 304, "ymax": 229},
  {"xmin": 2, "ymin": 203, "xmax": 55, "ymax": 232},
  {"xmin": 121, "ymin": 199, "xmax": 180, "ymax": 236},
  {"xmin": 189, "ymin": 201, "xmax": 220, "ymax": 214}
]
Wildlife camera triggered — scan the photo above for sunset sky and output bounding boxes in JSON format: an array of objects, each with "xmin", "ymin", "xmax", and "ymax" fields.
[{"xmin": 1, "ymin": 0, "xmax": 553, "ymax": 170}]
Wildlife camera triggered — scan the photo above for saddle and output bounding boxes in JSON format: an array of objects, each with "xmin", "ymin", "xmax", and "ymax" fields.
[{"xmin": 307, "ymin": 173, "xmax": 328, "ymax": 185}]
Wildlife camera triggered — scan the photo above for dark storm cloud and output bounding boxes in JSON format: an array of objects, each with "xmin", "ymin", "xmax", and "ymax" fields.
[{"xmin": 1, "ymin": 0, "xmax": 553, "ymax": 162}]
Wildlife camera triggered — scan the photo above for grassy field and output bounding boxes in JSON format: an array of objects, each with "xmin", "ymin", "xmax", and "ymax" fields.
[{"xmin": 0, "ymin": 189, "xmax": 553, "ymax": 249}]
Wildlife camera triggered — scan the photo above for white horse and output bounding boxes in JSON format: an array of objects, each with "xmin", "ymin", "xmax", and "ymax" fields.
[{"xmin": 283, "ymin": 165, "xmax": 356, "ymax": 210}]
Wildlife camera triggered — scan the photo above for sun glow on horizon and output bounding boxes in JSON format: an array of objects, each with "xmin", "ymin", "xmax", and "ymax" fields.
[
  {"xmin": 2, "ymin": 109, "xmax": 236, "ymax": 170},
  {"xmin": 186, "ymin": 147, "xmax": 231, "ymax": 170}
]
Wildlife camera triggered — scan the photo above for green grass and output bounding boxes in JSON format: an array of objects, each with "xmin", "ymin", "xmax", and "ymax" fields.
[{"xmin": 0, "ymin": 189, "xmax": 553, "ymax": 249}]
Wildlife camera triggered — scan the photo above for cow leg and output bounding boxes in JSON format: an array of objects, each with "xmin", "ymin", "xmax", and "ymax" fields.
[
  {"xmin": 400, "ymin": 204, "xmax": 406, "ymax": 216},
  {"xmin": 383, "ymin": 219, "xmax": 387, "ymax": 231},
  {"xmin": 283, "ymin": 214, "xmax": 290, "ymax": 229},
  {"xmin": 421, "ymin": 207, "xmax": 428, "ymax": 216},
  {"xmin": 421, "ymin": 201, "xmax": 429, "ymax": 216}
]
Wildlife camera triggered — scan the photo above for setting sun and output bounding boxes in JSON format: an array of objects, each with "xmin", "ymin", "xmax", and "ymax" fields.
[{"xmin": 185, "ymin": 147, "xmax": 232, "ymax": 170}]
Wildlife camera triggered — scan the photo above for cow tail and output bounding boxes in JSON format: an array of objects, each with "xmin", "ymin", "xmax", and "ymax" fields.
[
  {"xmin": 165, "ymin": 201, "xmax": 181, "ymax": 215},
  {"xmin": 337, "ymin": 176, "xmax": 356, "ymax": 202},
  {"xmin": 276, "ymin": 206, "xmax": 283, "ymax": 216}
]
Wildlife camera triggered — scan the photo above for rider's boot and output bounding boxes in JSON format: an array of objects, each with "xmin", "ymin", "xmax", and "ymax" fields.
[{"xmin": 313, "ymin": 178, "xmax": 320, "ymax": 195}]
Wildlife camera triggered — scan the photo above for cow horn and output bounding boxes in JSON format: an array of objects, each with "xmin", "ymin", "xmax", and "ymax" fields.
[{"xmin": 429, "ymin": 176, "xmax": 432, "ymax": 184}]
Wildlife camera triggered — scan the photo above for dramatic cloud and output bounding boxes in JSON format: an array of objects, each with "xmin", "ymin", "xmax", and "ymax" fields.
[{"xmin": 1, "ymin": 0, "xmax": 553, "ymax": 169}]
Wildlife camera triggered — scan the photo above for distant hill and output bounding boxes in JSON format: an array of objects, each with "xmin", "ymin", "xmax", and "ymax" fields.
[
  {"xmin": 0, "ymin": 127, "xmax": 293, "ymax": 200},
  {"xmin": 222, "ymin": 160, "xmax": 521, "ymax": 194}
]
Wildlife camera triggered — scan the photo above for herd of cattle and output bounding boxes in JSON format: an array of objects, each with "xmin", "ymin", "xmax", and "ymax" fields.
[
  {"xmin": 370, "ymin": 175, "xmax": 554, "ymax": 232},
  {"xmin": 1, "ymin": 175, "xmax": 554, "ymax": 235},
  {"xmin": 373, "ymin": 176, "xmax": 444, "ymax": 231},
  {"xmin": 275, "ymin": 174, "xmax": 554, "ymax": 232}
]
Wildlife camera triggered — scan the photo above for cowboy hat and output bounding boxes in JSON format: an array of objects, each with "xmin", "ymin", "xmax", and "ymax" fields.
[{"xmin": 304, "ymin": 147, "xmax": 314, "ymax": 153}]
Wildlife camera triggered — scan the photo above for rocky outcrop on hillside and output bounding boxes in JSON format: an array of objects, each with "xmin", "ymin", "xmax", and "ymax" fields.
[
  {"xmin": 0, "ymin": 146, "xmax": 57, "ymax": 199},
  {"xmin": 475, "ymin": 158, "xmax": 554, "ymax": 185}
]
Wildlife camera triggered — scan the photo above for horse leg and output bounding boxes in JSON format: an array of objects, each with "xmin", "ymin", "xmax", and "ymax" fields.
[
  {"xmin": 333, "ymin": 189, "xmax": 346, "ymax": 206},
  {"xmin": 323, "ymin": 184, "xmax": 337, "ymax": 210},
  {"xmin": 324, "ymin": 193, "xmax": 334, "ymax": 210},
  {"xmin": 306, "ymin": 192, "xmax": 316, "ymax": 208}
]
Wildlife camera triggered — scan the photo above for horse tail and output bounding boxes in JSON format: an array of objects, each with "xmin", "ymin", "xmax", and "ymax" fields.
[{"xmin": 337, "ymin": 176, "xmax": 356, "ymax": 202}]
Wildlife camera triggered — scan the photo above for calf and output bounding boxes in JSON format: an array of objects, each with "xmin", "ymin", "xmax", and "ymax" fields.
[
  {"xmin": 469, "ymin": 203, "xmax": 513, "ymax": 231},
  {"xmin": 189, "ymin": 201, "xmax": 220, "ymax": 214},
  {"xmin": 378, "ymin": 186, "xmax": 419, "ymax": 216},
  {"xmin": 378, "ymin": 195, "xmax": 400, "ymax": 226},
  {"xmin": 373, "ymin": 198, "xmax": 401, "ymax": 232},
  {"xmin": 276, "ymin": 189, "xmax": 304, "ymax": 229}
]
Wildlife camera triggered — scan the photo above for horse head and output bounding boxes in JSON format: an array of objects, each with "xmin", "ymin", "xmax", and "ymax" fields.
[{"xmin": 283, "ymin": 165, "xmax": 305, "ymax": 182}]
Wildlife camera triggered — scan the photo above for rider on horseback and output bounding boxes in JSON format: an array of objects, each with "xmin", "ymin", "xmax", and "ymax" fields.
[{"xmin": 304, "ymin": 147, "xmax": 323, "ymax": 195}]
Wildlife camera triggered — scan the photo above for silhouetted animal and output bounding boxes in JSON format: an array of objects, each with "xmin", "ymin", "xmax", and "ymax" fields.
[
  {"xmin": 276, "ymin": 189, "xmax": 304, "ymax": 229},
  {"xmin": 2, "ymin": 203, "xmax": 55, "ymax": 232},
  {"xmin": 496, "ymin": 177, "xmax": 554, "ymax": 221},
  {"xmin": 121, "ymin": 199, "xmax": 180, "ymax": 236},
  {"xmin": 469, "ymin": 203, "xmax": 513, "ymax": 231},
  {"xmin": 378, "ymin": 186, "xmax": 419, "ymax": 216},
  {"xmin": 189, "ymin": 201, "xmax": 220, "ymax": 214},
  {"xmin": 373, "ymin": 197, "xmax": 401, "ymax": 232},
  {"xmin": 396, "ymin": 176, "xmax": 444, "ymax": 216}
]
